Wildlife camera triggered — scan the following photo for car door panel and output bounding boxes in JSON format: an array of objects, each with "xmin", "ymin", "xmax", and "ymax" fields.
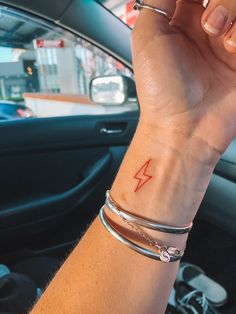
[
  {"xmin": 197, "ymin": 139, "xmax": 236, "ymax": 237},
  {"xmin": 0, "ymin": 151, "xmax": 111, "ymax": 224},
  {"xmin": 0, "ymin": 113, "xmax": 137, "ymax": 154},
  {"xmin": 0, "ymin": 112, "xmax": 138, "ymax": 250},
  {"xmin": 0, "ymin": 146, "xmax": 129, "ymax": 253},
  {"xmin": 214, "ymin": 139, "xmax": 236, "ymax": 182},
  {"xmin": 200, "ymin": 173, "xmax": 236, "ymax": 238}
]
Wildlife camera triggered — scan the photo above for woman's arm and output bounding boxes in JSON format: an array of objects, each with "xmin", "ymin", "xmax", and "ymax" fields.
[
  {"xmin": 31, "ymin": 0, "xmax": 236, "ymax": 313},
  {"xmin": 31, "ymin": 122, "xmax": 218, "ymax": 314}
]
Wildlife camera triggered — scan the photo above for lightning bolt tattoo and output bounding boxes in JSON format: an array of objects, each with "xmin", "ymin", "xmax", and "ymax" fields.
[{"xmin": 134, "ymin": 159, "xmax": 153, "ymax": 192}]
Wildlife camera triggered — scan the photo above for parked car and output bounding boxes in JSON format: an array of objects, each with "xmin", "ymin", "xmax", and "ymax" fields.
[{"xmin": 0, "ymin": 101, "xmax": 35, "ymax": 120}]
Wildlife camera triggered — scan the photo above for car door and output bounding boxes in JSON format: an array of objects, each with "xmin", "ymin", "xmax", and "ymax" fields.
[{"xmin": 0, "ymin": 0, "xmax": 139, "ymax": 257}]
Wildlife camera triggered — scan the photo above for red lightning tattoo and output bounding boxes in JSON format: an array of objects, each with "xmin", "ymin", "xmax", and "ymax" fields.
[{"xmin": 134, "ymin": 159, "xmax": 153, "ymax": 192}]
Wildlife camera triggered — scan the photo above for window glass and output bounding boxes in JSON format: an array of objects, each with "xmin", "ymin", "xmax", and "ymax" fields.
[
  {"xmin": 98, "ymin": 0, "xmax": 138, "ymax": 28},
  {"xmin": 99, "ymin": 0, "xmax": 209, "ymax": 27},
  {"xmin": 0, "ymin": 6, "xmax": 137, "ymax": 121}
]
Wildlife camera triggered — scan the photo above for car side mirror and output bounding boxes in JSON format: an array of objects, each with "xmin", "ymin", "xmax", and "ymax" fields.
[{"xmin": 90, "ymin": 75, "xmax": 137, "ymax": 105}]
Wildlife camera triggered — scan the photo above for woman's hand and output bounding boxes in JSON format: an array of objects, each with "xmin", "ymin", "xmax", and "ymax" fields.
[
  {"xmin": 132, "ymin": 0, "xmax": 236, "ymax": 156},
  {"xmin": 32, "ymin": 4, "xmax": 236, "ymax": 314}
]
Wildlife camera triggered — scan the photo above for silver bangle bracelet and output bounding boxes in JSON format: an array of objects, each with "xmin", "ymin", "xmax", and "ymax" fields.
[
  {"xmin": 106, "ymin": 190, "xmax": 193, "ymax": 234},
  {"xmin": 99, "ymin": 206, "xmax": 183, "ymax": 263}
]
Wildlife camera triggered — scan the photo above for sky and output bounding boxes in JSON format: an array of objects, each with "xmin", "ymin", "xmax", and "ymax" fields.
[{"xmin": 0, "ymin": 47, "xmax": 13, "ymax": 63}]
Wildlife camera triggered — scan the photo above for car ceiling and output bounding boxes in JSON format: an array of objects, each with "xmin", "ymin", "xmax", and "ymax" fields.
[
  {"xmin": 0, "ymin": 9, "xmax": 49, "ymax": 48},
  {"xmin": 0, "ymin": 0, "xmax": 73, "ymax": 21}
]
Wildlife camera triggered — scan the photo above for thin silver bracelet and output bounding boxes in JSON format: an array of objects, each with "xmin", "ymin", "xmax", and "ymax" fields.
[
  {"xmin": 103, "ymin": 204, "xmax": 185, "ymax": 258},
  {"xmin": 106, "ymin": 190, "xmax": 193, "ymax": 234},
  {"xmin": 99, "ymin": 206, "xmax": 184, "ymax": 263}
]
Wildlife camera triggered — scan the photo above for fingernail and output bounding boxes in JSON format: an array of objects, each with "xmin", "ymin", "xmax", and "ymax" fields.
[
  {"xmin": 204, "ymin": 5, "xmax": 228, "ymax": 35},
  {"xmin": 226, "ymin": 38, "xmax": 236, "ymax": 48}
]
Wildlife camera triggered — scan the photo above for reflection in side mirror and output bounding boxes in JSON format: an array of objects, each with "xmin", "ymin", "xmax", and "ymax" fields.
[{"xmin": 90, "ymin": 75, "xmax": 136, "ymax": 105}]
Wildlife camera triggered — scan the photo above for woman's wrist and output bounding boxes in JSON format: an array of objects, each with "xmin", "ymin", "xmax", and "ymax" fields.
[
  {"xmin": 138, "ymin": 116, "xmax": 221, "ymax": 167},
  {"xmin": 111, "ymin": 120, "xmax": 220, "ymax": 229}
]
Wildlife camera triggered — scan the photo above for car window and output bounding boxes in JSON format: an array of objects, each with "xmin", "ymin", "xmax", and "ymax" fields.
[
  {"xmin": 0, "ymin": 5, "xmax": 137, "ymax": 121},
  {"xmin": 97, "ymin": 0, "xmax": 138, "ymax": 28},
  {"xmin": 98, "ymin": 0, "xmax": 210, "ymax": 27}
]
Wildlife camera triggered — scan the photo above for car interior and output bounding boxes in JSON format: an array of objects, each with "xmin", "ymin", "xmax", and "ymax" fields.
[{"xmin": 0, "ymin": 1, "xmax": 235, "ymax": 313}]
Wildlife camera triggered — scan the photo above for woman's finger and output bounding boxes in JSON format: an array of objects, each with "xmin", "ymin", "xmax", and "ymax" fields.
[
  {"xmin": 132, "ymin": 0, "xmax": 177, "ymax": 37},
  {"xmin": 224, "ymin": 21, "xmax": 236, "ymax": 53},
  {"xmin": 201, "ymin": 0, "xmax": 236, "ymax": 36},
  {"xmin": 172, "ymin": 0, "xmax": 205, "ymax": 39}
]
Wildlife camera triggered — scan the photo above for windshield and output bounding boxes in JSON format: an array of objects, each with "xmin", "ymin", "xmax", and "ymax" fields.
[{"xmin": 97, "ymin": 0, "xmax": 138, "ymax": 28}]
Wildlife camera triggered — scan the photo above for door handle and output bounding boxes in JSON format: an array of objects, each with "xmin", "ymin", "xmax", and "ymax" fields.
[{"xmin": 100, "ymin": 128, "xmax": 123, "ymax": 135}]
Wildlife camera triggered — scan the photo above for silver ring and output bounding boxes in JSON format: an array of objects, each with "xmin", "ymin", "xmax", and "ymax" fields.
[
  {"xmin": 99, "ymin": 206, "xmax": 182, "ymax": 262},
  {"xmin": 106, "ymin": 191, "xmax": 193, "ymax": 234},
  {"xmin": 134, "ymin": 0, "xmax": 172, "ymax": 21}
]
